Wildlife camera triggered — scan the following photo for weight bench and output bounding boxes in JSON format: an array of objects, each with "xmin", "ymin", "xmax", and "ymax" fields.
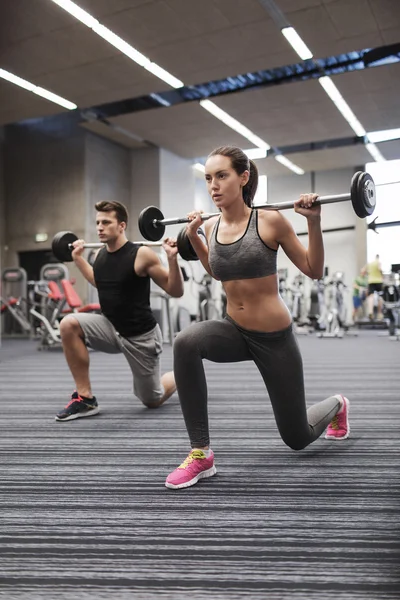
[{"xmin": 60, "ymin": 279, "xmax": 100, "ymax": 314}]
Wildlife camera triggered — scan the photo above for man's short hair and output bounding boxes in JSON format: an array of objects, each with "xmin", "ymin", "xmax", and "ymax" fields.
[{"xmin": 95, "ymin": 201, "xmax": 128, "ymax": 224}]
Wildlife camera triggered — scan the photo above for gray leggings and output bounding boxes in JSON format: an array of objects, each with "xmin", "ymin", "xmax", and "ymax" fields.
[{"xmin": 173, "ymin": 316, "xmax": 341, "ymax": 449}]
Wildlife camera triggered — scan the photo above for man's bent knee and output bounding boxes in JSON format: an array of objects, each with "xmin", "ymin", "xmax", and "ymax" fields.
[
  {"xmin": 60, "ymin": 315, "xmax": 84, "ymax": 338},
  {"xmin": 141, "ymin": 395, "xmax": 163, "ymax": 409}
]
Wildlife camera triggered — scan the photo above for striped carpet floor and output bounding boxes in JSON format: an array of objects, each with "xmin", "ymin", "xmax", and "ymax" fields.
[{"xmin": 0, "ymin": 331, "xmax": 399, "ymax": 600}]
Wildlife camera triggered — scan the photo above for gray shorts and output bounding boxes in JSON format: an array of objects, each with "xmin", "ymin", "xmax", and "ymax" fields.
[{"xmin": 71, "ymin": 313, "xmax": 164, "ymax": 406}]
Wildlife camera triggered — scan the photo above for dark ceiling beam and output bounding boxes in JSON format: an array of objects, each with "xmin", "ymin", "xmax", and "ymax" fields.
[{"xmin": 82, "ymin": 43, "xmax": 400, "ymax": 122}]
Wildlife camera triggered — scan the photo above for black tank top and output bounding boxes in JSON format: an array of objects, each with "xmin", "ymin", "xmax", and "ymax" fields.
[{"xmin": 93, "ymin": 241, "xmax": 157, "ymax": 337}]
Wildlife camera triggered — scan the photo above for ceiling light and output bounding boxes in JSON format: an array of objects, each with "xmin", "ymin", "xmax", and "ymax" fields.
[
  {"xmin": 275, "ymin": 155, "xmax": 305, "ymax": 175},
  {"xmin": 192, "ymin": 163, "xmax": 205, "ymax": 174},
  {"xmin": 144, "ymin": 63, "xmax": 184, "ymax": 89},
  {"xmin": 93, "ymin": 24, "xmax": 149, "ymax": 66},
  {"xmin": 200, "ymin": 100, "xmax": 270, "ymax": 150},
  {"xmin": 281, "ymin": 27, "xmax": 313, "ymax": 60},
  {"xmin": 365, "ymin": 143, "xmax": 386, "ymax": 162},
  {"xmin": 50, "ymin": 0, "xmax": 98, "ymax": 28},
  {"xmin": 0, "ymin": 69, "xmax": 34, "ymax": 91},
  {"xmin": 33, "ymin": 87, "xmax": 77, "ymax": 109},
  {"xmin": 244, "ymin": 148, "xmax": 268, "ymax": 160},
  {"xmin": 0, "ymin": 68, "xmax": 77, "ymax": 110},
  {"xmin": 367, "ymin": 128, "xmax": 400, "ymax": 143},
  {"xmin": 318, "ymin": 77, "xmax": 366, "ymax": 137}
]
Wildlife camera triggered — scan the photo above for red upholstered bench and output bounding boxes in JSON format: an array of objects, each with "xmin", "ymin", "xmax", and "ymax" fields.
[{"xmin": 61, "ymin": 279, "xmax": 100, "ymax": 313}]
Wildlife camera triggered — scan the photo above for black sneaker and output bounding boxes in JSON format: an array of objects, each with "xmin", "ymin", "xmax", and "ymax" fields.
[{"xmin": 55, "ymin": 391, "xmax": 100, "ymax": 422}]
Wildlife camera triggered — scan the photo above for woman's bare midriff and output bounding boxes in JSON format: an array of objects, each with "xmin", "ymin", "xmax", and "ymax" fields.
[{"xmin": 223, "ymin": 274, "xmax": 292, "ymax": 332}]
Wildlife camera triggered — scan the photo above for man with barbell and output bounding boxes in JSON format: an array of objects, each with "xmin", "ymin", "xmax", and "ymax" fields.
[
  {"xmin": 55, "ymin": 200, "xmax": 184, "ymax": 422},
  {"xmin": 164, "ymin": 145, "xmax": 351, "ymax": 490}
]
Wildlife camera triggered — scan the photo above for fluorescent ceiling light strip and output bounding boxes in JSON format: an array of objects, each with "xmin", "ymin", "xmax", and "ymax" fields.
[
  {"xmin": 144, "ymin": 63, "xmax": 184, "ymax": 89},
  {"xmin": 50, "ymin": 0, "xmax": 98, "ymax": 27},
  {"xmin": 200, "ymin": 100, "xmax": 270, "ymax": 150},
  {"xmin": 93, "ymin": 24, "xmax": 149, "ymax": 66},
  {"xmin": 365, "ymin": 143, "xmax": 386, "ymax": 162},
  {"xmin": 281, "ymin": 27, "xmax": 313, "ymax": 60},
  {"xmin": 50, "ymin": 0, "xmax": 183, "ymax": 88},
  {"xmin": 275, "ymin": 155, "xmax": 305, "ymax": 175},
  {"xmin": 244, "ymin": 148, "xmax": 267, "ymax": 160},
  {"xmin": 0, "ymin": 68, "xmax": 77, "ymax": 109},
  {"xmin": 192, "ymin": 163, "xmax": 205, "ymax": 173},
  {"xmin": 367, "ymin": 128, "xmax": 400, "ymax": 143},
  {"xmin": 0, "ymin": 68, "xmax": 35, "ymax": 91},
  {"xmin": 33, "ymin": 87, "xmax": 77, "ymax": 109},
  {"xmin": 319, "ymin": 76, "xmax": 366, "ymax": 137}
]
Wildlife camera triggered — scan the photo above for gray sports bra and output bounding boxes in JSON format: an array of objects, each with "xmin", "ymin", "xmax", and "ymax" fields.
[{"xmin": 208, "ymin": 209, "xmax": 278, "ymax": 282}]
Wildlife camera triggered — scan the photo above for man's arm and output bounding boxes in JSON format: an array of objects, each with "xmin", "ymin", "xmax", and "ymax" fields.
[
  {"xmin": 71, "ymin": 240, "xmax": 97, "ymax": 287},
  {"xmin": 137, "ymin": 240, "xmax": 184, "ymax": 298}
]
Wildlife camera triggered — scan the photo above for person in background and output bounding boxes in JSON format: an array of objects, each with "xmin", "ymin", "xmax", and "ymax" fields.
[
  {"xmin": 352, "ymin": 266, "xmax": 368, "ymax": 321},
  {"xmin": 366, "ymin": 254, "xmax": 384, "ymax": 319}
]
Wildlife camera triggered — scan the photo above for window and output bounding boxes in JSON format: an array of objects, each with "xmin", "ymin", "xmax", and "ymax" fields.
[{"xmin": 366, "ymin": 159, "xmax": 400, "ymax": 273}]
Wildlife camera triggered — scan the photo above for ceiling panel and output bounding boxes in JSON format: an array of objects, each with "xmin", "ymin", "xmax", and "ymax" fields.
[
  {"xmin": 213, "ymin": 79, "xmax": 354, "ymax": 147},
  {"xmin": 368, "ymin": 0, "xmax": 400, "ymax": 29},
  {"xmin": 289, "ymin": 145, "xmax": 373, "ymax": 172},
  {"xmin": 76, "ymin": 0, "xmax": 155, "ymax": 19},
  {"xmin": 110, "ymin": 103, "xmax": 258, "ymax": 158},
  {"xmin": 0, "ymin": 0, "xmax": 73, "ymax": 48},
  {"xmin": 0, "ymin": 24, "xmax": 119, "ymax": 80},
  {"xmin": 375, "ymin": 140, "xmax": 400, "ymax": 161},
  {"xmin": 275, "ymin": 0, "xmax": 322, "ymax": 11},
  {"xmin": 288, "ymin": 3, "xmax": 386, "ymax": 57},
  {"xmin": 323, "ymin": 0, "xmax": 379, "ymax": 39}
]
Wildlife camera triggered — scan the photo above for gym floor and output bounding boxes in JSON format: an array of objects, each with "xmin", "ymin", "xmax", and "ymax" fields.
[{"xmin": 1, "ymin": 331, "xmax": 399, "ymax": 600}]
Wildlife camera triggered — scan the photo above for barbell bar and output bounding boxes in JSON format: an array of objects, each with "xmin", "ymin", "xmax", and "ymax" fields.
[
  {"xmin": 138, "ymin": 171, "xmax": 376, "ymax": 241},
  {"xmin": 51, "ymin": 229, "xmax": 203, "ymax": 263}
]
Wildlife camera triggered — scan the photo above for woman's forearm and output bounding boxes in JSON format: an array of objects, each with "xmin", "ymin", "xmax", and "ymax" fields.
[{"xmin": 306, "ymin": 218, "xmax": 324, "ymax": 279}]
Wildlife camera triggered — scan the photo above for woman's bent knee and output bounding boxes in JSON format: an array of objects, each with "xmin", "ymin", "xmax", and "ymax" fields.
[
  {"xmin": 282, "ymin": 436, "xmax": 309, "ymax": 451},
  {"xmin": 173, "ymin": 328, "xmax": 197, "ymax": 357}
]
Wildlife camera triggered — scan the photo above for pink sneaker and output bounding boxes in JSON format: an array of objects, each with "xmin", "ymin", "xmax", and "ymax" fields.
[
  {"xmin": 325, "ymin": 395, "xmax": 350, "ymax": 440},
  {"xmin": 165, "ymin": 449, "xmax": 217, "ymax": 489}
]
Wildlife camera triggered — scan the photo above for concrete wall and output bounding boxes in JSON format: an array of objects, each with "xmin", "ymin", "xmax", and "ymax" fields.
[
  {"xmin": 130, "ymin": 147, "xmax": 161, "ymax": 241},
  {"xmin": 3, "ymin": 119, "xmax": 85, "ymax": 271},
  {"xmin": 84, "ymin": 132, "xmax": 131, "ymax": 242}
]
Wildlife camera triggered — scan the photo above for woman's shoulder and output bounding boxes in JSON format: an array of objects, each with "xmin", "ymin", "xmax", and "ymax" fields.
[
  {"xmin": 203, "ymin": 214, "xmax": 220, "ymax": 235},
  {"xmin": 256, "ymin": 207, "xmax": 289, "ymax": 228}
]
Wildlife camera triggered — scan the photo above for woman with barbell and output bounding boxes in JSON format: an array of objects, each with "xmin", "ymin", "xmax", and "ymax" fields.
[{"xmin": 165, "ymin": 145, "xmax": 350, "ymax": 490}]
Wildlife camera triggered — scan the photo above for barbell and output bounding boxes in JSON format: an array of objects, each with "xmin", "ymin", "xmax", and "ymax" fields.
[
  {"xmin": 138, "ymin": 171, "xmax": 376, "ymax": 242},
  {"xmin": 51, "ymin": 229, "xmax": 203, "ymax": 263}
]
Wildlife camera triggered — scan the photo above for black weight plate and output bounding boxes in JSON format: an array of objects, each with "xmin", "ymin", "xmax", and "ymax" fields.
[
  {"xmin": 355, "ymin": 172, "xmax": 376, "ymax": 218},
  {"xmin": 350, "ymin": 171, "xmax": 363, "ymax": 216},
  {"xmin": 176, "ymin": 227, "xmax": 207, "ymax": 261},
  {"xmin": 177, "ymin": 228, "xmax": 197, "ymax": 261},
  {"xmin": 138, "ymin": 206, "xmax": 165, "ymax": 241},
  {"xmin": 52, "ymin": 231, "xmax": 78, "ymax": 262}
]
